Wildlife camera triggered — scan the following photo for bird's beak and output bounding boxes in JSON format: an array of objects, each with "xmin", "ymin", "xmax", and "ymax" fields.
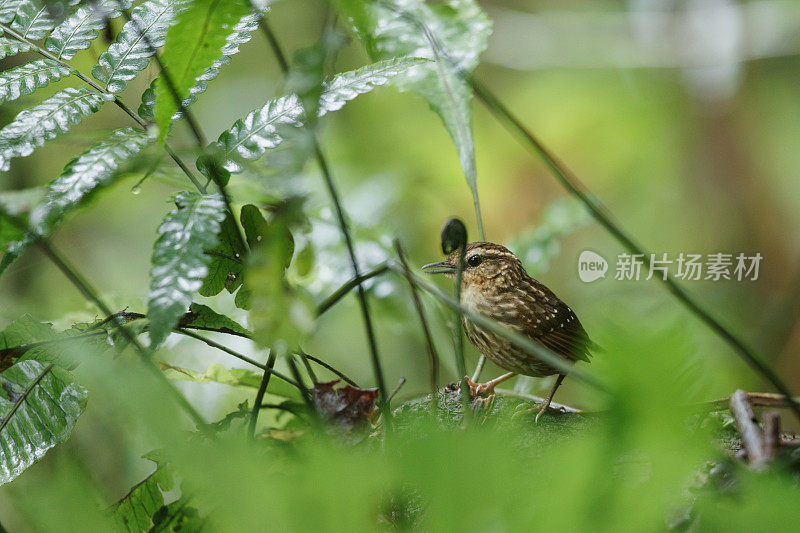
[{"xmin": 421, "ymin": 261, "xmax": 456, "ymax": 274}]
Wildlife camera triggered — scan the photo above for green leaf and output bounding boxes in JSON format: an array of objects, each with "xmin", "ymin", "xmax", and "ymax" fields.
[
  {"xmin": 147, "ymin": 192, "xmax": 226, "ymax": 349},
  {"xmin": 0, "ymin": 360, "xmax": 88, "ymax": 485},
  {"xmin": 247, "ymin": 214, "xmax": 313, "ymax": 352},
  {"xmin": 111, "ymin": 457, "xmax": 176, "ymax": 532},
  {"xmin": 341, "ymin": 0, "xmax": 491, "ymax": 236},
  {"xmin": 0, "ymin": 58, "xmax": 71, "ymax": 106},
  {"xmin": 0, "ymin": 87, "xmax": 113, "ymax": 172},
  {"xmin": 9, "ymin": 0, "xmax": 73, "ymax": 40},
  {"xmin": 1, "ymin": 128, "xmax": 151, "ymax": 275},
  {"xmin": 217, "ymin": 57, "xmax": 426, "ymax": 173},
  {"xmin": 153, "ymin": 0, "xmax": 251, "ymax": 141},
  {"xmin": 0, "ymin": 315, "xmax": 112, "ymax": 369},
  {"xmin": 0, "ymin": 36, "xmax": 33, "ymax": 59},
  {"xmin": 0, "ymin": 0, "xmax": 27, "ymax": 24},
  {"xmin": 92, "ymin": 0, "xmax": 190, "ymax": 93},
  {"xmin": 30, "ymin": 127, "xmax": 152, "ymax": 236},
  {"xmin": 149, "ymin": 499, "xmax": 204, "ymax": 532},
  {"xmin": 198, "ymin": 209, "xmax": 246, "ymax": 298},
  {"xmin": 179, "ymin": 302, "xmax": 252, "ymax": 337},
  {"xmin": 137, "ymin": 9, "xmax": 263, "ymax": 123},
  {"xmin": 45, "ymin": 0, "xmax": 132, "ymax": 60},
  {"xmin": 159, "ymin": 361, "xmax": 299, "ymax": 399}
]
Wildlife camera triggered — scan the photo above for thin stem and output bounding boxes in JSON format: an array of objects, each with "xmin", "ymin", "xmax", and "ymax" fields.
[
  {"xmin": 387, "ymin": 377, "xmax": 407, "ymax": 404},
  {"xmin": 300, "ymin": 352, "xmax": 359, "ymax": 387},
  {"xmin": 249, "ymin": 351, "xmax": 276, "ymax": 438},
  {"xmin": 174, "ymin": 328, "xmax": 300, "ymax": 389},
  {"xmin": 468, "ymin": 77, "xmax": 800, "ymax": 424},
  {"xmin": 394, "ymin": 240, "xmax": 439, "ymax": 397},
  {"xmin": 296, "ymin": 352, "xmax": 318, "ymax": 383},
  {"xmin": 453, "ymin": 246, "xmax": 470, "ymax": 410},
  {"xmin": 316, "ymin": 263, "xmax": 389, "ymax": 316},
  {"xmin": 259, "ymin": 22, "xmax": 391, "ymax": 425}
]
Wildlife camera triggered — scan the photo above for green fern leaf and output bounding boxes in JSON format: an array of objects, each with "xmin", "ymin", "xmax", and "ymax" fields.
[
  {"xmin": 0, "ymin": 128, "xmax": 152, "ymax": 276},
  {"xmin": 0, "ymin": 0, "xmax": 27, "ymax": 24},
  {"xmin": 148, "ymin": 191, "xmax": 226, "ymax": 349},
  {"xmin": 0, "ymin": 36, "xmax": 33, "ymax": 59},
  {"xmin": 0, "ymin": 87, "xmax": 112, "ymax": 171},
  {"xmin": 10, "ymin": 0, "xmax": 76, "ymax": 40},
  {"xmin": 0, "ymin": 360, "xmax": 87, "ymax": 486},
  {"xmin": 217, "ymin": 57, "xmax": 425, "ymax": 172},
  {"xmin": 30, "ymin": 127, "xmax": 152, "ymax": 235},
  {"xmin": 0, "ymin": 58, "xmax": 71, "ymax": 106},
  {"xmin": 153, "ymin": 0, "xmax": 251, "ymax": 141},
  {"xmin": 138, "ymin": 11, "xmax": 263, "ymax": 122},
  {"xmin": 45, "ymin": 0, "xmax": 132, "ymax": 60},
  {"xmin": 92, "ymin": 0, "xmax": 189, "ymax": 93}
]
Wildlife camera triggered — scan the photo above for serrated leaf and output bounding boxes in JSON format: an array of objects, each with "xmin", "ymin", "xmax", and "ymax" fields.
[
  {"xmin": 0, "ymin": 128, "xmax": 151, "ymax": 277},
  {"xmin": 0, "ymin": 0, "xmax": 27, "ymax": 24},
  {"xmin": 0, "ymin": 87, "xmax": 113, "ymax": 172},
  {"xmin": 0, "ymin": 360, "xmax": 87, "ymax": 485},
  {"xmin": 0, "ymin": 59, "xmax": 71, "ymax": 106},
  {"xmin": 31, "ymin": 127, "xmax": 152, "ymax": 235},
  {"xmin": 159, "ymin": 361, "xmax": 299, "ymax": 399},
  {"xmin": 179, "ymin": 302, "xmax": 252, "ymax": 337},
  {"xmin": 92, "ymin": 0, "xmax": 190, "ymax": 93},
  {"xmin": 217, "ymin": 57, "xmax": 425, "ymax": 172},
  {"xmin": 0, "ymin": 315, "xmax": 111, "ymax": 370},
  {"xmin": 0, "ymin": 36, "xmax": 33, "ymax": 59},
  {"xmin": 137, "ymin": 9, "xmax": 263, "ymax": 123},
  {"xmin": 147, "ymin": 192, "xmax": 226, "ymax": 349},
  {"xmin": 153, "ymin": 0, "xmax": 251, "ymax": 141},
  {"xmin": 198, "ymin": 209, "xmax": 246, "ymax": 297},
  {"xmin": 45, "ymin": 0, "xmax": 132, "ymax": 60},
  {"xmin": 342, "ymin": 0, "xmax": 491, "ymax": 236},
  {"xmin": 10, "ymin": 0, "xmax": 78, "ymax": 40},
  {"xmin": 111, "ymin": 458, "xmax": 176, "ymax": 532}
]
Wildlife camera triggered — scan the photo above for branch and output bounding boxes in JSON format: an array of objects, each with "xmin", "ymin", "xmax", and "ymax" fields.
[{"xmin": 729, "ymin": 389, "xmax": 767, "ymax": 469}]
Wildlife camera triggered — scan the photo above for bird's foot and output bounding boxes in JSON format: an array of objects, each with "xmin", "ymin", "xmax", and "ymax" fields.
[
  {"xmin": 462, "ymin": 376, "xmax": 497, "ymax": 399},
  {"xmin": 512, "ymin": 399, "xmax": 566, "ymax": 423}
]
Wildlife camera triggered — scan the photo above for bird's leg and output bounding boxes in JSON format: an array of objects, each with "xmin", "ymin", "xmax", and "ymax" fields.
[
  {"xmin": 535, "ymin": 374, "xmax": 566, "ymax": 423},
  {"xmin": 463, "ymin": 372, "xmax": 517, "ymax": 399}
]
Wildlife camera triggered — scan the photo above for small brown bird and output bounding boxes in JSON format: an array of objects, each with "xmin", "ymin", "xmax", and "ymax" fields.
[{"xmin": 423, "ymin": 242, "xmax": 593, "ymax": 421}]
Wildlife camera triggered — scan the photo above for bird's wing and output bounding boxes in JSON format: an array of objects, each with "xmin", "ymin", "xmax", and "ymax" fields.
[{"xmin": 513, "ymin": 279, "xmax": 593, "ymax": 363}]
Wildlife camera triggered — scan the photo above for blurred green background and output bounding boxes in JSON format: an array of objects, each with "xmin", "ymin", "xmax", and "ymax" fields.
[{"xmin": 2, "ymin": 0, "xmax": 800, "ymax": 530}]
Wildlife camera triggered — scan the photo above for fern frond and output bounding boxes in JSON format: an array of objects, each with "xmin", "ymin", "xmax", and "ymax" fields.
[
  {"xmin": 0, "ymin": 58, "xmax": 71, "ymax": 106},
  {"xmin": 138, "ymin": 10, "xmax": 262, "ymax": 123},
  {"xmin": 0, "ymin": 87, "xmax": 112, "ymax": 171},
  {"xmin": 0, "ymin": 0, "xmax": 28, "ymax": 25},
  {"xmin": 30, "ymin": 127, "xmax": 152, "ymax": 235},
  {"xmin": 0, "ymin": 36, "xmax": 33, "ymax": 59},
  {"xmin": 10, "ymin": 0, "xmax": 73, "ymax": 41},
  {"xmin": 148, "ymin": 191, "xmax": 226, "ymax": 349},
  {"xmin": 92, "ymin": 0, "xmax": 190, "ymax": 93},
  {"xmin": 217, "ymin": 57, "xmax": 426, "ymax": 172},
  {"xmin": 45, "ymin": 0, "xmax": 132, "ymax": 60}
]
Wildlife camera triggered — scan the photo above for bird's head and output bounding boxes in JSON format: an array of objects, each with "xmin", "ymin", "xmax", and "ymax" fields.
[{"xmin": 422, "ymin": 242, "xmax": 525, "ymax": 290}]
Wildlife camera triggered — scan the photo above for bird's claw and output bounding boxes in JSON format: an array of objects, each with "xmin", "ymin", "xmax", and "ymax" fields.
[{"xmin": 462, "ymin": 376, "xmax": 496, "ymax": 399}]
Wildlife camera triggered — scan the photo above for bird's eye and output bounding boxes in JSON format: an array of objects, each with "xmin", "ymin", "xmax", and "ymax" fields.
[{"xmin": 467, "ymin": 254, "xmax": 483, "ymax": 267}]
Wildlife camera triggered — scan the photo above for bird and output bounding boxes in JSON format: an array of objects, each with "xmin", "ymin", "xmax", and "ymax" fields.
[{"xmin": 422, "ymin": 242, "xmax": 593, "ymax": 422}]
